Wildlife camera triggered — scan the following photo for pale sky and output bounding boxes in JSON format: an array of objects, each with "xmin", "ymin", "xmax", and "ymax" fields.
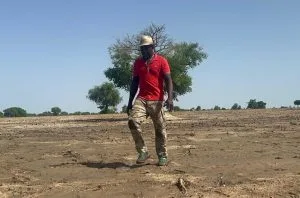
[{"xmin": 1, "ymin": 0, "xmax": 299, "ymax": 113}]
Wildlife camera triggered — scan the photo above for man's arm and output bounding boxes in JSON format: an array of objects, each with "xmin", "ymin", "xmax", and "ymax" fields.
[
  {"xmin": 127, "ymin": 76, "xmax": 139, "ymax": 115},
  {"xmin": 164, "ymin": 73, "xmax": 174, "ymax": 112}
]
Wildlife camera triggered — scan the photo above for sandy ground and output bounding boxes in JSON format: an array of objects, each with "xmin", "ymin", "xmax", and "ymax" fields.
[{"xmin": 0, "ymin": 109, "xmax": 299, "ymax": 198}]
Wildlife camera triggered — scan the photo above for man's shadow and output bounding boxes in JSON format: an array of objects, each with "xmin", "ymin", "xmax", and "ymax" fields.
[{"xmin": 79, "ymin": 161, "xmax": 151, "ymax": 169}]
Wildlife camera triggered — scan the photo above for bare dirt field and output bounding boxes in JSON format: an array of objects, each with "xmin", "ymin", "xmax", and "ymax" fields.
[{"xmin": 0, "ymin": 109, "xmax": 299, "ymax": 198}]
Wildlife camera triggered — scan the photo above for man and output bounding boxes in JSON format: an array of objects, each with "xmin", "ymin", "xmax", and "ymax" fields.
[{"xmin": 127, "ymin": 35, "xmax": 173, "ymax": 166}]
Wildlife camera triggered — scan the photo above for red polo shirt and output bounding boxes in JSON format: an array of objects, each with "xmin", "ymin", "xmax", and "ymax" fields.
[{"xmin": 133, "ymin": 54, "xmax": 171, "ymax": 101}]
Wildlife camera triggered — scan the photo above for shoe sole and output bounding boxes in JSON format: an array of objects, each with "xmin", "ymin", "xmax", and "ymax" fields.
[
  {"xmin": 157, "ymin": 162, "xmax": 168, "ymax": 166},
  {"xmin": 157, "ymin": 159, "xmax": 168, "ymax": 166}
]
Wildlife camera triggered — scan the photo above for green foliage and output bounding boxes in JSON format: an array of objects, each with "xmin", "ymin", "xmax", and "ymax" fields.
[
  {"xmin": 173, "ymin": 106, "xmax": 192, "ymax": 111},
  {"xmin": 221, "ymin": 107, "xmax": 226, "ymax": 110},
  {"xmin": 51, "ymin": 107, "xmax": 61, "ymax": 116},
  {"xmin": 214, "ymin": 105, "xmax": 221, "ymax": 110},
  {"xmin": 100, "ymin": 107, "xmax": 117, "ymax": 114},
  {"xmin": 166, "ymin": 42, "xmax": 207, "ymax": 98},
  {"xmin": 0, "ymin": 111, "xmax": 3, "ymax": 118},
  {"xmin": 196, "ymin": 106, "xmax": 201, "ymax": 111},
  {"xmin": 104, "ymin": 23, "xmax": 207, "ymax": 100},
  {"xmin": 294, "ymin": 100, "xmax": 300, "ymax": 107},
  {"xmin": 27, "ymin": 113, "xmax": 37, "ymax": 117},
  {"xmin": 104, "ymin": 50, "xmax": 133, "ymax": 91},
  {"xmin": 3, "ymin": 107, "xmax": 27, "ymax": 117},
  {"xmin": 60, "ymin": 111, "xmax": 69, "ymax": 116},
  {"xmin": 173, "ymin": 106, "xmax": 181, "ymax": 111},
  {"xmin": 247, "ymin": 99, "xmax": 266, "ymax": 109},
  {"xmin": 38, "ymin": 111, "xmax": 52, "ymax": 116},
  {"xmin": 121, "ymin": 105, "xmax": 128, "ymax": 113},
  {"xmin": 257, "ymin": 101, "xmax": 266, "ymax": 109},
  {"xmin": 72, "ymin": 111, "xmax": 82, "ymax": 115},
  {"xmin": 231, "ymin": 103, "xmax": 242, "ymax": 110},
  {"xmin": 81, "ymin": 112, "xmax": 91, "ymax": 115},
  {"xmin": 247, "ymin": 99, "xmax": 257, "ymax": 109},
  {"xmin": 87, "ymin": 82, "xmax": 122, "ymax": 113},
  {"xmin": 280, "ymin": 106, "xmax": 288, "ymax": 109}
]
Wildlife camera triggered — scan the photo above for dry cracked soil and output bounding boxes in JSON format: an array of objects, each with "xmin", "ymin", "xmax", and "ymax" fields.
[{"xmin": 0, "ymin": 109, "xmax": 299, "ymax": 198}]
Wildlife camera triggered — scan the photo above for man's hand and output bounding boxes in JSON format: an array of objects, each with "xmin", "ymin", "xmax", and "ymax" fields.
[
  {"xmin": 126, "ymin": 103, "xmax": 133, "ymax": 116},
  {"xmin": 127, "ymin": 76, "xmax": 139, "ymax": 116},
  {"xmin": 164, "ymin": 99, "xmax": 174, "ymax": 112},
  {"xmin": 163, "ymin": 73, "xmax": 173, "ymax": 112}
]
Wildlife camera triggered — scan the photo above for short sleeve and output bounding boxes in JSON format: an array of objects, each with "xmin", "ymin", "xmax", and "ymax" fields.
[{"xmin": 161, "ymin": 57, "xmax": 171, "ymax": 74}]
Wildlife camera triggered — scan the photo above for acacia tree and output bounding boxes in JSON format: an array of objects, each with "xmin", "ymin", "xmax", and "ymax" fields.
[
  {"xmin": 51, "ymin": 107, "xmax": 61, "ymax": 116},
  {"xmin": 3, "ymin": 107, "xmax": 27, "ymax": 117},
  {"xmin": 87, "ymin": 82, "xmax": 122, "ymax": 114},
  {"xmin": 214, "ymin": 105, "xmax": 221, "ymax": 110},
  {"xmin": 104, "ymin": 23, "xmax": 207, "ymax": 100},
  {"xmin": 247, "ymin": 99, "xmax": 266, "ymax": 109},
  {"xmin": 294, "ymin": 100, "xmax": 300, "ymax": 107},
  {"xmin": 60, "ymin": 111, "xmax": 69, "ymax": 116},
  {"xmin": 231, "ymin": 103, "xmax": 241, "ymax": 110},
  {"xmin": 38, "ymin": 111, "xmax": 52, "ymax": 116}
]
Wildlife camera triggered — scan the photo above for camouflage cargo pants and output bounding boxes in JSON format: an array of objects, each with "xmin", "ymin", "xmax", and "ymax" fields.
[{"xmin": 128, "ymin": 98, "xmax": 167, "ymax": 158}]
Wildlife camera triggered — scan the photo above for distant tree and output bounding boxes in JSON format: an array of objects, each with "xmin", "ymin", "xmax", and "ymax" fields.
[
  {"xmin": 87, "ymin": 82, "xmax": 122, "ymax": 114},
  {"xmin": 196, "ymin": 106, "xmax": 201, "ymax": 111},
  {"xmin": 247, "ymin": 99, "xmax": 266, "ymax": 109},
  {"xmin": 221, "ymin": 107, "xmax": 226, "ymax": 110},
  {"xmin": 247, "ymin": 99, "xmax": 258, "ymax": 109},
  {"xmin": 51, "ymin": 107, "xmax": 61, "ymax": 116},
  {"xmin": 38, "ymin": 111, "xmax": 52, "ymax": 116},
  {"xmin": 294, "ymin": 100, "xmax": 300, "ymax": 107},
  {"xmin": 190, "ymin": 107, "xmax": 195, "ymax": 111},
  {"xmin": 173, "ymin": 106, "xmax": 181, "ymax": 111},
  {"xmin": 214, "ymin": 105, "xmax": 221, "ymax": 110},
  {"xmin": 231, "ymin": 103, "xmax": 241, "ymax": 110},
  {"xmin": 257, "ymin": 101, "xmax": 267, "ymax": 109},
  {"xmin": 3, "ymin": 107, "xmax": 27, "ymax": 117},
  {"xmin": 27, "ymin": 113, "xmax": 37, "ymax": 117},
  {"xmin": 72, "ymin": 111, "xmax": 82, "ymax": 115},
  {"xmin": 121, "ymin": 105, "xmax": 128, "ymax": 113},
  {"xmin": 100, "ymin": 107, "xmax": 117, "ymax": 114},
  {"xmin": 0, "ymin": 111, "xmax": 3, "ymax": 118},
  {"xmin": 81, "ymin": 112, "xmax": 91, "ymax": 115},
  {"xmin": 60, "ymin": 111, "xmax": 69, "ymax": 116}
]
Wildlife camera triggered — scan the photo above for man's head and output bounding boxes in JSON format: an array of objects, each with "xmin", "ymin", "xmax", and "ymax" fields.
[{"xmin": 140, "ymin": 35, "xmax": 154, "ymax": 60}]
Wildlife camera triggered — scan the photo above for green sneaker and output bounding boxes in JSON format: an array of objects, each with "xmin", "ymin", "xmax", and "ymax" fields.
[
  {"xmin": 158, "ymin": 157, "xmax": 168, "ymax": 166},
  {"xmin": 136, "ymin": 151, "xmax": 150, "ymax": 164}
]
